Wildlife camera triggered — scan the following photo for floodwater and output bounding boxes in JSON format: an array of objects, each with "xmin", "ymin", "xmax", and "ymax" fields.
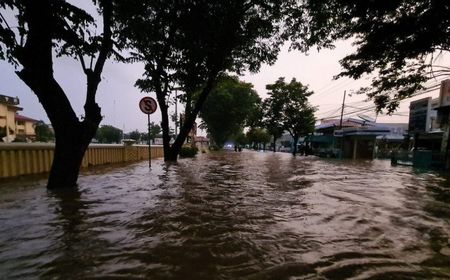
[{"xmin": 1, "ymin": 151, "xmax": 450, "ymax": 279}]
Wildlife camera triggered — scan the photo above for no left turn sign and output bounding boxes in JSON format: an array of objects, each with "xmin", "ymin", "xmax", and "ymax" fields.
[{"xmin": 139, "ymin": 97, "xmax": 158, "ymax": 114}]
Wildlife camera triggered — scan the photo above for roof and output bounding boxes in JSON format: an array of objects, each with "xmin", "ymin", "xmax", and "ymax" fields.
[
  {"xmin": 340, "ymin": 126, "xmax": 391, "ymax": 137},
  {"xmin": 15, "ymin": 114, "xmax": 38, "ymax": 123},
  {"xmin": 0, "ymin": 94, "xmax": 20, "ymax": 105},
  {"xmin": 316, "ymin": 118, "xmax": 375, "ymax": 131}
]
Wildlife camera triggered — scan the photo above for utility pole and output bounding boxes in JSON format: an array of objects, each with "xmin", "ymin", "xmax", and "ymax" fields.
[{"xmin": 339, "ymin": 90, "xmax": 347, "ymax": 129}]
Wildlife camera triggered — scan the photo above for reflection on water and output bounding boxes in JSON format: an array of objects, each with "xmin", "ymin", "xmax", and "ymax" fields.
[{"xmin": 1, "ymin": 151, "xmax": 450, "ymax": 279}]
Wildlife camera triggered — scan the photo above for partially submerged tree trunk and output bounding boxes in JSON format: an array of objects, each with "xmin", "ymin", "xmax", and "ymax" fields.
[{"xmin": 15, "ymin": 0, "xmax": 112, "ymax": 189}]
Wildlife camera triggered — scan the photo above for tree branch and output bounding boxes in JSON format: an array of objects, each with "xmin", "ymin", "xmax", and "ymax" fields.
[
  {"xmin": 84, "ymin": 0, "xmax": 113, "ymax": 120},
  {"xmin": 0, "ymin": 11, "xmax": 19, "ymax": 46}
]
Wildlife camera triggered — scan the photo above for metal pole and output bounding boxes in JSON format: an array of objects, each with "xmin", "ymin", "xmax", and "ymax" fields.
[
  {"xmin": 339, "ymin": 90, "xmax": 347, "ymax": 129},
  {"xmin": 148, "ymin": 113, "xmax": 152, "ymax": 168}
]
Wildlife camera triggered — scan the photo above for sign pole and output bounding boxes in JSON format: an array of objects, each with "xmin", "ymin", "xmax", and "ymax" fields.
[
  {"xmin": 139, "ymin": 96, "xmax": 158, "ymax": 169},
  {"xmin": 148, "ymin": 113, "xmax": 152, "ymax": 168}
]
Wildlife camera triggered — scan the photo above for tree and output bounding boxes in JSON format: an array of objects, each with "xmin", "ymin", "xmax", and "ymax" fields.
[
  {"xmin": 34, "ymin": 121, "xmax": 54, "ymax": 142},
  {"xmin": 115, "ymin": 0, "xmax": 293, "ymax": 161},
  {"xmin": 149, "ymin": 122, "xmax": 161, "ymax": 140},
  {"xmin": 287, "ymin": 0, "xmax": 450, "ymax": 113},
  {"xmin": 234, "ymin": 132, "xmax": 248, "ymax": 147},
  {"xmin": 96, "ymin": 125, "xmax": 122, "ymax": 144},
  {"xmin": 0, "ymin": 1, "xmax": 115, "ymax": 189},
  {"xmin": 246, "ymin": 127, "xmax": 271, "ymax": 150},
  {"xmin": 265, "ymin": 77, "xmax": 316, "ymax": 156},
  {"xmin": 262, "ymin": 95, "xmax": 284, "ymax": 152},
  {"xmin": 128, "ymin": 130, "xmax": 141, "ymax": 142},
  {"xmin": 200, "ymin": 75, "xmax": 261, "ymax": 148}
]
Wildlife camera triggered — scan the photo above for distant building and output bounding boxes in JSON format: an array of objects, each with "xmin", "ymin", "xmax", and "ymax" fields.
[
  {"xmin": 15, "ymin": 114, "xmax": 38, "ymax": 140},
  {"xmin": 0, "ymin": 94, "xmax": 37, "ymax": 142},
  {"xmin": 374, "ymin": 123, "xmax": 409, "ymax": 157},
  {"xmin": 310, "ymin": 118, "xmax": 403, "ymax": 159},
  {"xmin": 408, "ymin": 96, "xmax": 439, "ymax": 134}
]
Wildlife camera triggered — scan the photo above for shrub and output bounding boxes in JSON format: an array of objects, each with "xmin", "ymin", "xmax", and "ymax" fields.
[{"xmin": 179, "ymin": 146, "xmax": 198, "ymax": 158}]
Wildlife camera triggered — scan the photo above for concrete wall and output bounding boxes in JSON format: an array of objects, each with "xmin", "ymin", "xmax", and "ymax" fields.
[{"xmin": 0, "ymin": 143, "xmax": 164, "ymax": 179}]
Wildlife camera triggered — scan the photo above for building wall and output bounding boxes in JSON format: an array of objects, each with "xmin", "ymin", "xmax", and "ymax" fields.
[
  {"xmin": 0, "ymin": 144, "xmax": 164, "ymax": 179},
  {"xmin": 0, "ymin": 103, "xmax": 7, "ymax": 127},
  {"xmin": 0, "ymin": 104, "xmax": 19, "ymax": 137},
  {"xmin": 15, "ymin": 120, "xmax": 36, "ymax": 137}
]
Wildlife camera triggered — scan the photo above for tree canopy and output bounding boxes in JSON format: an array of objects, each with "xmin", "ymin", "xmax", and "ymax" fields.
[
  {"xmin": 288, "ymin": 0, "xmax": 450, "ymax": 113},
  {"xmin": 115, "ymin": 0, "xmax": 294, "ymax": 160},
  {"xmin": 264, "ymin": 77, "xmax": 316, "ymax": 155},
  {"xmin": 246, "ymin": 127, "xmax": 271, "ymax": 150},
  {"xmin": 96, "ymin": 125, "xmax": 122, "ymax": 144},
  {"xmin": 34, "ymin": 121, "xmax": 54, "ymax": 142},
  {"xmin": 200, "ymin": 75, "xmax": 261, "ymax": 148}
]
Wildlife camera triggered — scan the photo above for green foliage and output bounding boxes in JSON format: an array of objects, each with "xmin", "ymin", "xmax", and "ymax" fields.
[
  {"xmin": 262, "ymin": 92, "xmax": 284, "ymax": 143},
  {"xmin": 179, "ymin": 146, "xmax": 198, "ymax": 158},
  {"xmin": 290, "ymin": 0, "xmax": 450, "ymax": 113},
  {"xmin": 34, "ymin": 121, "xmax": 54, "ymax": 142},
  {"xmin": 264, "ymin": 77, "xmax": 316, "ymax": 155},
  {"xmin": 234, "ymin": 132, "xmax": 248, "ymax": 146},
  {"xmin": 246, "ymin": 127, "xmax": 271, "ymax": 148},
  {"xmin": 200, "ymin": 75, "xmax": 261, "ymax": 147},
  {"xmin": 96, "ymin": 125, "xmax": 122, "ymax": 144},
  {"xmin": 265, "ymin": 77, "xmax": 316, "ymax": 136},
  {"xmin": 128, "ymin": 130, "xmax": 141, "ymax": 141},
  {"xmin": 149, "ymin": 122, "xmax": 162, "ymax": 140}
]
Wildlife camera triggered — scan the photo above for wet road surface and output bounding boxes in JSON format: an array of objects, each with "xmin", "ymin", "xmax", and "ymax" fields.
[{"xmin": 1, "ymin": 150, "xmax": 450, "ymax": 279}]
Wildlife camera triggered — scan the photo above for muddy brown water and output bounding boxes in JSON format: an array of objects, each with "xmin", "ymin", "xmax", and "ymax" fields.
[{"xmin": 1, "ymin": 150, "xmax": 450, "ymax": 279}]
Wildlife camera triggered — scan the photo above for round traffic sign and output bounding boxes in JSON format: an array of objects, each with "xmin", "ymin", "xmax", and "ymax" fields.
[{"xmin": 139, "ymin": 97, "xmax": 158, "ymax": 114}]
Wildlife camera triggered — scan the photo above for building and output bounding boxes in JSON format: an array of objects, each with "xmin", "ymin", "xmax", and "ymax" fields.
[
  {"xmin": 310, "ymin": 118, "xmax": 404, "ymax": 159},
  {"xmin": 435, "ymin": 79, "xmax": 450, "ymax": 166},
  {"xmin": 0, "ymin": 94, "xmax": 37, "ymax": 142},
  {"xmin": 15, "ymin": 114, "xmax": 38, "ymax": 140},
  {"xmin": 395, "ymin": 79, "xmax": 450, "ymax": 168},
  {"xmin": 374, "ymin": 123, "xmax": 408, "ymax": 158},
  {"xmin": 311, "ymin": 118, "xmax": 368, "ymax": 157},
  {"xmin": 408, "ymin": 96, "xmax": 439, "ymax": 134}
]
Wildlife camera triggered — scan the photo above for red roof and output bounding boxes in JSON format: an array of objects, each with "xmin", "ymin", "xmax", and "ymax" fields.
[{"xmin": 15, "ymin": 114, "xmax": 38, "ymax": 123}]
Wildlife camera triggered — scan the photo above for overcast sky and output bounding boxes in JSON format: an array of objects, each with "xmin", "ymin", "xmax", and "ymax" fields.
[{"xmin": 0, "ymin": 38, "xmax": 446, "ymax": 133}]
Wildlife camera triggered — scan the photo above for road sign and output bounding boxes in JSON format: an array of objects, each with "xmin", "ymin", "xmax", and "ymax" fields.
[{"xmin": 139, "ymin": 97, "xmax": 157, "ymax": 114}]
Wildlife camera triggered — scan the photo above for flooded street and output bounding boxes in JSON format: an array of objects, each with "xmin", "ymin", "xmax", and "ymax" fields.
[{"xmin": 1, "ymin": 150, "xmax": 450, "ymax": 279}]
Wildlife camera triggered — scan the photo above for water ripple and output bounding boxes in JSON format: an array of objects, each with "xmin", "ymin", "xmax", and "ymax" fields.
[{"xmin": 1, "ymin": 151, "xmax": 450, "ymax": 279}]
